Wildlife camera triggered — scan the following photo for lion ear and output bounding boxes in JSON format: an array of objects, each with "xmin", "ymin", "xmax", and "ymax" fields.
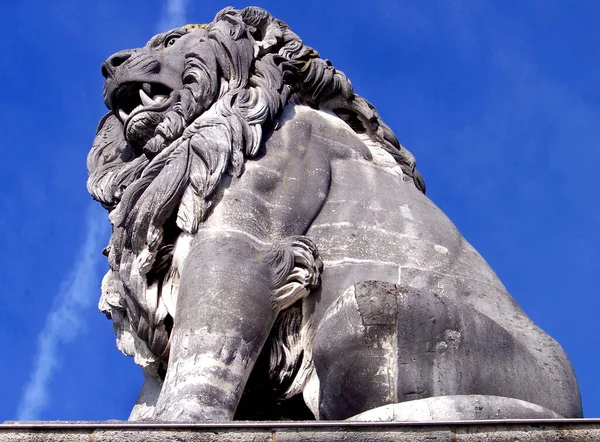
[{"xmin": 252, "ymin": 21, "xmax": 283, "ymax": 58}]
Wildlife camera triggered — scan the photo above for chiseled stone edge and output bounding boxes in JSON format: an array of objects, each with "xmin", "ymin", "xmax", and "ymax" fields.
[{"xmin": 2, "ymin": 420, "xmax": 600, "ymax": 441}]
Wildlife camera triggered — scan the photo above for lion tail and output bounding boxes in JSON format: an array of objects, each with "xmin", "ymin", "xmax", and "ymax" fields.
[
  {"xmin": 268, "ymin": 301, "xmax": 315, "ymax": 399},
  {"xmin": 264, "ymin": 236, "xmax": 321, "ymax": 398}
]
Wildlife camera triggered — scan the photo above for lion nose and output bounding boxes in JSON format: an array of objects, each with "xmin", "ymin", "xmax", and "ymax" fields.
[{"xmin": 101, "ymin": 50, "xmax": 134, "ymax": 78}]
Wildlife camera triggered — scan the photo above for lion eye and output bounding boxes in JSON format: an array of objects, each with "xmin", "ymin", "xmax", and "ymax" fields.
[{"xmin": 165, "ymin": 36, "xmax": 180, "ymax": 47}]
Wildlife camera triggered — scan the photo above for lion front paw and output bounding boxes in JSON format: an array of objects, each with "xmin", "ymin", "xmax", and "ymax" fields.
[{"xmin": 153, "ymin": 401, "xmax": 232, "ymax": 422}]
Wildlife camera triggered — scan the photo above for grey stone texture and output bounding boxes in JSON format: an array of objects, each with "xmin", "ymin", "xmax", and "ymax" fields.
[
  {"xmin": 3, "ymin": 421, "xmax": 600, "ymax": 441},
  {"xmin": 87, "ymin": 6, "xmax": 582, "ymax": 421}
]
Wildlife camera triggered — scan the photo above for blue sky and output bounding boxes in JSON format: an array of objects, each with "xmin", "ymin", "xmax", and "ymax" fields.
[{"xmin": 1, "ymin": 0, "xmax": 598, "ymax": 420}]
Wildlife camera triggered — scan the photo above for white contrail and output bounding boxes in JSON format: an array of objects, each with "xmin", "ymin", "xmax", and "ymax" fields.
[
  {"xmin": 158, "ymin": 0, "xmax": 190, "ymax": 32},
  {"xmin": 16, "ymin": 204, "xmax": 109, "ymax": 420},
  {"xmin": 18, "ymin": 0, "xmax": 191, "ymax": 420}
]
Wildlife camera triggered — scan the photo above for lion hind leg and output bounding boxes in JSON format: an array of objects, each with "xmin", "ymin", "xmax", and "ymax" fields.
[{"xmin": 313, "ymin": 280, "xmax": 571, "ymax": 420}]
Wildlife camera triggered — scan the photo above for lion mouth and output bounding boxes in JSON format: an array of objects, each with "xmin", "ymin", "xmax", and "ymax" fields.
[
  {"xmin": 112, "ymin": 82, "xmax": 172, "ymax": 124},
  {"xmin": 111, "ymin": 82, "xmax": 174, "ymax": 146}
]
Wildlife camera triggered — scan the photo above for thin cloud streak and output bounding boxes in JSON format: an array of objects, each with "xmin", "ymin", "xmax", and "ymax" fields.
[
  {"xmin": 16, "ymin": 205, "xmax": 109, "ymax": 420},
  {"xmin": 158, "ymin": 0, "xmax": 189, "ymax": 32},
  {"xmin": 18, "ymin": 0, "xmax": 189, "ymax": 421}
]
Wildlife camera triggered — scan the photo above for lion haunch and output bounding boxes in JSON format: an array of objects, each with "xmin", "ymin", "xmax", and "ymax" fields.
[{"xmin": 87, "ymin": 6, "xmax": 582, "ymax": 421}]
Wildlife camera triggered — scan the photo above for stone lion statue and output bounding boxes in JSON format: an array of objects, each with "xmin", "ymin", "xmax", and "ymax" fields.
[{"xmin": 87, "ymin": 6, "xmax": 582, "ymax": 421}]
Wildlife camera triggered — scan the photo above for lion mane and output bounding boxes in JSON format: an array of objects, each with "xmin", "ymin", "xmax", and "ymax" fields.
[{"xmin": 87, "ymin": 6, "xmax": 424, "ymax": 391}]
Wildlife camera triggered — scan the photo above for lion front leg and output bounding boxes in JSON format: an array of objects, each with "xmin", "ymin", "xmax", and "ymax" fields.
[
  {"xmin": 152, "ymin": 231, "xmax": 320, "ymax": 421},
  {"xmin": 152, "ymin": 232, "xmax": 276, "ymax": 421},
  {"xmin": 129, "ymin": 368, "xmax": 163, "ymax": 420}
]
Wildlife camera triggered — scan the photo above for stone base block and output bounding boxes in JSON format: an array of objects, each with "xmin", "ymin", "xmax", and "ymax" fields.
[{"xmin": 2, "ymin": 420, "xmax": 600, "ymax": 442}]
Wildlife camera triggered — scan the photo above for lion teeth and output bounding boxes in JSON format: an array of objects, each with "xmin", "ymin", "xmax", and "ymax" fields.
[
  {"xmin": 118, "ymin": 109, "xmax": 129, "ymax": 121},
  {"xmin": 154, "ymin": 95, "xmax": 168, "ymax": 104},
  {"xmin": 139, "ymin": 88, "xmax": 155, "ymax": 106},
  {"xmin": 132, "ymin": 104, "xmax": 144, "ymax": 113},
  {"xmin": 142, "ymin": 82, "xmax": 152, "ymax": 95}
]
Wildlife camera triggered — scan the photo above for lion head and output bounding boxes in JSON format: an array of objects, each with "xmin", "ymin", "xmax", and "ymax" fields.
[{"xmin": 87, "ymin": 6, "xmax": 425, "ymax": 377}]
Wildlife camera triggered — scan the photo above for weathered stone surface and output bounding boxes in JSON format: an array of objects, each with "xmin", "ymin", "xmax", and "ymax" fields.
[
  {"xmin": 87, "ymin": 6, "xmax": 582, "ymax": 421},
  {"xmin": 349, "ymin": 396, "xmax": 563, "ymax": 421},
  {"xmin": 3, "ymin": 421, "xmax": 600, "ymax": 441}
]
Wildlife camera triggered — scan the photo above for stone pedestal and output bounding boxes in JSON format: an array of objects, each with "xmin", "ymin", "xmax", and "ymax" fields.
[{"xmin": 2, "ymin": 419, "xmax": 600, "ymax": 441}]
